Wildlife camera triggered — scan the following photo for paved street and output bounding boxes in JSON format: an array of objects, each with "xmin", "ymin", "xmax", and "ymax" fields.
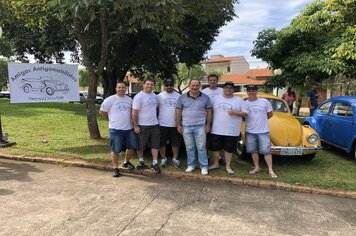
[{"xmin": 0, "ymin": 158, "xmax": 355, "ymax": 236}]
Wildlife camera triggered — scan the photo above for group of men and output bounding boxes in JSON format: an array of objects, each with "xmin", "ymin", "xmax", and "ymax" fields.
[{"xmin": 99, "ymin": 74, "xmax": 277, "ymax": 178}]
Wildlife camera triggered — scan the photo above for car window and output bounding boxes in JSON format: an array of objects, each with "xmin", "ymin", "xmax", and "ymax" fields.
[
  {"xmin": 332, "ymin": 102, "xmax": 353, "ymax": 117},
  {"xmin": 318, "ymin": 101, "xmax": 331, "ymax": 114},
  {"xmin": 266, "ymin": 98, "xmax": 288, "ymax": 113}
]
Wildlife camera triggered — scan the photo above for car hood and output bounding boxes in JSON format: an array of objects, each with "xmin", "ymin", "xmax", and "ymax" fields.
[{"xmin": 269, "ymin": 112, "xmax": 303, "ymax": 146}]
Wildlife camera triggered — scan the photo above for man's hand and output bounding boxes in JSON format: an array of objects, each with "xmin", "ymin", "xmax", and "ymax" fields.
[
  {"xmin": 204, "ymin": 125, "xmax": 211, "ymax": 133},
  {"xmin": 177, "ymin": 125, "xmax": 184, "ymax": 135},
  {"xmin": 134, "ymin": 126, "xmax": 141, "ymax": 134}
]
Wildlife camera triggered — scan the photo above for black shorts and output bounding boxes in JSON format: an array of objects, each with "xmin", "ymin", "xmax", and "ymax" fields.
[
  {"xmin": 136, "ymin": 125, "xmax": 160, "ymax": 151},
  {"xmin": 160, "ymin": 126, "xmax": 181, "ymax": 147},
  {"xmin": 209, "ymin": 133, "xmax": 238, "ymax": 153}
]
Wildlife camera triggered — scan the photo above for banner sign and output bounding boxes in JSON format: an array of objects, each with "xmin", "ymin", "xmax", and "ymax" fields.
[{"xmin": 8, "ymin": 63, "xmax": 79, "ymax": 103}]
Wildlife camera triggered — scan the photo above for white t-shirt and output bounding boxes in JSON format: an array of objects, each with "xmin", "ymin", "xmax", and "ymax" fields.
[
  {"xmin": 202, "ymin": 87, "xmax": 223, "ymax": 103},
  {"xmin": 245, "ymin": 98, "xmax": 273, "ymax": 134},
  {"xmin": 132, "ymin": 91, "xmax": 158, "ymax": 126},
  {"xmin": 211, "ymin": 95, "xmax": 247, "ymax": 136},
  {"xmin": 157, "ymin": 91, "xmax": 180, "ymax": 127},
  {"xmin": 100, "ymin": 95, "xmax": 133, "ymax": 130}
]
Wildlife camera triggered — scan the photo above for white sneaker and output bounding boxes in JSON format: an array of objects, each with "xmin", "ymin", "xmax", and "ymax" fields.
[
  {"xmin": 185, "ymin": 166, "xmax": 195, "ymax": 173},
  {"xmin": 201, "ymin": 168, "xmax": 208, "ymax": 175},
  {"xmin": 160, "ymin": 158, "xmax": 168, "ymax": 167}
]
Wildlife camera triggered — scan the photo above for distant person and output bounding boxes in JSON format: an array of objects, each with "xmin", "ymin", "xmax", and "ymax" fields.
[
  {"xmin": 307, "ymin": 83, "xmax": 319, "ymax": 116},
  {"xmin": 132, "ymin": 79, "xmax": 161, "ymax": 173},
  {"xmin": 282, "ymin": 87, "xmax": 296, "ymax": 112},
  {"xmin": 208, "ymin": 81, "xmax": 247, "ymax": 174},
  {"xmin": 244, "ymin": 84, "xmax": 277, "ymax": 178},
  {"xmin": 99, "ymin": 82, "xmax": 136, "ymax": 177},
  {"xmin": 176, "ymin": 79, "xmax": 212, "ymax": 175},
  {"xmin": 157, "ymin": 78, "xmax": 181, "ymax": 168}
]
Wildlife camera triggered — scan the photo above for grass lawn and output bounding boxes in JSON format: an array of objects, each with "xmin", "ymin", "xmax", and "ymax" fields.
[{"xmin": 1, "ymin": 98, "xmax": 355, "ymax": 192}]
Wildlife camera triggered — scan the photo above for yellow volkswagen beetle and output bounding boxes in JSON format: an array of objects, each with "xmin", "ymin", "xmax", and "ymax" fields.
[{"xmin": 235, "ymin": 93, "xmax": 322, "ymax": 160}]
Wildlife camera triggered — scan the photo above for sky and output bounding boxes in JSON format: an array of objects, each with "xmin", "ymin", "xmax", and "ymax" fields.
[{"xmin": 206, "ymin": 0, "xmax": 315, "ymax": 69}]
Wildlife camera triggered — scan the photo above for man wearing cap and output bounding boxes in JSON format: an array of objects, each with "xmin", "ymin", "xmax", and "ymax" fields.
[
  {"xmin": 176, "ymin": 79, "xmax": 212, "ymax": 175},
  {"xmin": 99, "ymin": 82, "xmax": 136, "ymax": 177},
  {"xmin": 132, "ymin": 78, "xmax": 161, "ymax": 173},
  {"xmin": 244, "ymin": 84, "xmax": 278, "ymax": 178},
  {"xmin": 208, "ymin": 81, "xmax": 248, "ymax": 174},
  {"xmin": 157, "ymin": 78, "xmax": 181, "ymax": 168}
]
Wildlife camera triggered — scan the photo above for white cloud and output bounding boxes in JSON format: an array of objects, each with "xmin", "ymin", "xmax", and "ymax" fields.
[{"xmin": 207, "ymin": 0, "xmax": 314, "ymax": 68}]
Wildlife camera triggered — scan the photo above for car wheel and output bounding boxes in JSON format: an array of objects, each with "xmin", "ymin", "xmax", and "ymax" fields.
[
  {"xmin": 23, "ymin": 84, "xmax": 31, "ymax": 93},
  {"xmin": 235, "ymin": 138, "xmax": 250, "ymax": 160},
  {"xmin": 45, "ymin": 87, "xmax": 55, "ymax": 96},
  {"xmin": 301, "ymin": 153, "xmax": 316, "ymax": 161},
  {"xmin": 96, "ymin": 100, "xmax": 103, "ymax": 104}
]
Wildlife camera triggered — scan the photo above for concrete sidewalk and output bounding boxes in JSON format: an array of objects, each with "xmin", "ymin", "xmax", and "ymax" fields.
[
  {"xmin": 1, "ymin": 158, "xmax": 355, "ymax": 236},
  {"xmin": 1, "ymin": 154, "xmax": 355, "ymax": 199}
]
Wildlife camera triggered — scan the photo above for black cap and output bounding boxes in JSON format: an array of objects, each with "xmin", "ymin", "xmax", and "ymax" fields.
[
  {"xmin": 223, "ymin": 81, "xmax": 235, "ymax": 88},
  {"xmin": 164, "ymin": 78, "xmax": 174, "ymax": 86},
  {"xmin": 244, "ymin": 84, "xmax": 258, "ymax": 90}
]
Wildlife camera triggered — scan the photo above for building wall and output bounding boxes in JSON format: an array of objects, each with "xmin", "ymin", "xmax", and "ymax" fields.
[
  {"xmin": 230, "ymin": 57, "xmax": 249, "ymax": 74},
  {"xmin": 205, "ymin": 61, "xmax": 230, "ymax": 74}
]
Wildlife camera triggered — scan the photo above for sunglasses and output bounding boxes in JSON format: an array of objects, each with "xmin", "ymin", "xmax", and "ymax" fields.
[{"xmin": 165, "ymin": 84, "xmax": 174, "ymax": 87}]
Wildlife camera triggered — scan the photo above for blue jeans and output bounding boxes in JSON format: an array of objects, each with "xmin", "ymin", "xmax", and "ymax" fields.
[{"xmin": 182, "ymin": 125, "xmax": 208, "ymax": 169}]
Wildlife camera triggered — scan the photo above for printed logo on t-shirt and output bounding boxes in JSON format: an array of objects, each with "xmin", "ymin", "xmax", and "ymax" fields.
[
  {"xmin": 163, "ymin": 98, "xmax": 177, "ymax": 107},
  {"xmin": 147, "ymin": 98, "xmax": 157, "ymax": 107},
  {"xmin": 115, "ymin": 102, "xmax": 131, "ymax": 111},
  {"xmin": 217, "ymin": 102, "xmax": 233, "ymax": 112}
]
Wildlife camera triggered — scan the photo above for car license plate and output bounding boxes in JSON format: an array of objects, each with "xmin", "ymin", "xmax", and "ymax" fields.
[{"xmin": 280, "ymin": 148, "xmax": 303, "ymax": 156}]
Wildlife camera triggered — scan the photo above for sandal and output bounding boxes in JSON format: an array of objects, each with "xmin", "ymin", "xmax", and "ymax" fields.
[
  {"xmin": 269, "ymin": 172, "xmax": 278, "ymax": 178},
  {"xmin": 249, "ymin": 168, "xmax": 260, "ymax": 174},
  {"xmin": 225, "ymin": 168, "xmax": 235, "ymax": 174},
  {"xmin": 208, "ymin": 165, "xmax": 219, "ymax": 170}
]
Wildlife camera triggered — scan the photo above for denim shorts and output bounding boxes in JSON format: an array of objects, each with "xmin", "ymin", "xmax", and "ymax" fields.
[
  {"xmin": 245, "ymin": 132, "xmax": 271, "ymax": 155},
  {"xmin": 109, "ymin": 129, "xmax": 137, "ymax": 153}
]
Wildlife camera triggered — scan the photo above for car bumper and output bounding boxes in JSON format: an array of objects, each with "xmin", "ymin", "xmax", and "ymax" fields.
[{"xmin": 271, "ymin": 146, "xmax": 323, "ymax": 156}]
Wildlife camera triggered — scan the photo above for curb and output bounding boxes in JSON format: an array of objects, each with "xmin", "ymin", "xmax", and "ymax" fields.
[{"xmin": 1, "ymin": 154, "xmax": 355, "ymax": 199}]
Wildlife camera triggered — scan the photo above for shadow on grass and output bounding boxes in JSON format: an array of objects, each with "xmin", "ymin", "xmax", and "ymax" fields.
[
  {"xmin": 60, "ymin": 144, "xmax": 110, "ymax": 156},
  {"xmin": 0, "ymin": 99, "xmax": 93, "ymax": 117}
]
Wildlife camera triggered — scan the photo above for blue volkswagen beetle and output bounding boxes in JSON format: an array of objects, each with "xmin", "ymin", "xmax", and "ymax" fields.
[{"xmin": 304, "ymin": 96, "xmax": 356, "ymax": 160}]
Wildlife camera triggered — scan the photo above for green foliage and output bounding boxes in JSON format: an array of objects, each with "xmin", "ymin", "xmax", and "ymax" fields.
[
  {"xmin": 78, "ymin": 68, "xmax": 89, "ymax": 87},
  {"xmin": 252, "ymin": 0, "xmax": 356, "ymax": 89},
  {"xmin": 0, "ymin": 59, "xmax": 11, "ymax": 90},
  {"xmin": 175, "ymin": 63, "xmax": 206, "ymax": 93}
]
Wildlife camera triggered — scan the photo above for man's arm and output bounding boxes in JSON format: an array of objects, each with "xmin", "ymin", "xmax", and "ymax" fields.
[
  {"xmin": 99, "ymin": 110, "xmax": 108, "ymax": 120},
  {"xmin": 176, "ymin": 108, "xmax": 183, "ymax": 134},
  {"xmin": 267, "ymin": 111, "xmax": 273, "ymax": 119},
  {"xmin": 205, "ymin": 108, "xmax": 212, "ymax": 133},
  {"xmin": 132, "ymin": 109, "xmax": 140, "ymax": 134}
]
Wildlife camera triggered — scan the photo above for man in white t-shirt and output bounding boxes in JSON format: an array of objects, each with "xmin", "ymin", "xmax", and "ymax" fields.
[
  {"xmin": 99, "ymin": 82, "xmax": 136, "ymax": 177},
  {"xmin": 244, "ymin": 84, "xmax": 277, "ymax": 178},
  {"xmin": 202, "ymin": 74, "xmax": 224, "ymax": 165},
  {"xmin": 157, "ymin": 78, "xmax": 181, "ymax": 168},
  {"xmin": 208, "ymin": 81, "xmax": 247, "ymax": 174},
  {"xmin": 132, "ymin": 79, "xmax": 161, "ymax": 173},
  {"xmin": 202, "ymin": 74, "xmax": 223, "ymax": 103}
]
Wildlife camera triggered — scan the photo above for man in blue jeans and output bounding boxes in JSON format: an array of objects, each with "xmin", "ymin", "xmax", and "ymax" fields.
[
  {"xmin": 176, "ymin": 79, "xmax": 212, "ymax": 175},
  {"xmin": 307, "ymin": 83, "xmax": 319, "ymax": 116}
]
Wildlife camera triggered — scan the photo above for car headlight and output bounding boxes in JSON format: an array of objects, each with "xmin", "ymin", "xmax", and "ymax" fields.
[{"xmin": 307, "ymin": 134, "xmax": 319, "ymax": 144}]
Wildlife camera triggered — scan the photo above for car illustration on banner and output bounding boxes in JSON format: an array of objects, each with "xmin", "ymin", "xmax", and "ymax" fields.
[{"xmin": 21, "ymin": 77, "xmax": 69, "ymax": 96}]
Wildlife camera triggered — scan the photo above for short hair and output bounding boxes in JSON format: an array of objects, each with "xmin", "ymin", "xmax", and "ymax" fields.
[
  {"xmin": 188, "ymin": 79, "xmax": 201, "ymax": 86},
  {"xmin": 116, "ymin": 82, "xmax": 127, "ymax": 87},
  {"xmin": 144, "ymin": 78, "xmax": 155, "ymax": 84},
  {"xmin": 208, "ymin": 74, "xmax": 219, "ymax": 81}
]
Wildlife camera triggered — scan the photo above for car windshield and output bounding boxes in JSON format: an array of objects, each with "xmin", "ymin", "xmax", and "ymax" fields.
[{"xmin": 266, "ymin": 98, "xmax": 288, "ymax": 113}]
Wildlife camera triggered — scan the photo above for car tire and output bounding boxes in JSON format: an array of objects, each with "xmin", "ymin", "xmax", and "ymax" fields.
[
  {"xmin": 301, "ymin": 153, "xmax": 316, "ymax": 160},
  {"xmin": 235, "ymin": 139, "xmax": 250, "ymax": 160},
  {"xmin": 45, "ymin": 87, "xmax": 55, "ymax": 96},
  {"xmin": 96, "ymin": 100, "xmax": 103, "ymax": 105}
]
